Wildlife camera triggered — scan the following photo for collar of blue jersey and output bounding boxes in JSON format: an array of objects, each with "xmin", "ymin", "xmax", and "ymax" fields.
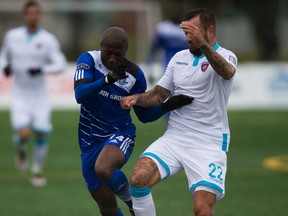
[{"xmin": 192, "ymin": 42, "xmax": 220, "ymax": 66}]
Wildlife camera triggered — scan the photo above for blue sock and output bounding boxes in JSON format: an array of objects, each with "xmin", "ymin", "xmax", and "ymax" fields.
[
  {"xmin": 117, "ymin": 208, "xmax": 124, "ymax": 216},
  {"xmin": 106, "ymin": 169, "xmax": 133, "ymax": 209}
]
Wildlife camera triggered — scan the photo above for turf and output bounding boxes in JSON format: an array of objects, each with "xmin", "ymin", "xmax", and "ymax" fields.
[{"xmin": 0, "ymin": 110, "xmax": 287, "ymax": 216}]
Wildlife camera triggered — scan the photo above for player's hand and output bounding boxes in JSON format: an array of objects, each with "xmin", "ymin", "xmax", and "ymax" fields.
[
  {"xmin": 180, "ymin": 21, "xmax": 205, "ymax": 48},
  {"xmin": 3, "ymin": 64, "xmax": 12, "ymax": 77},
  {"xmin": 162, "ymin": 94, "xmax": 194, "ymax": 112},
  {"xmin": 105, "ymin": 63, "xmax": 128, "ymax": 84},
  {"xmin": 28, "ymin": 68, "xmax": 42, "ymax": 76},
  {"xmin": 120, "ymin": 95, "xmax": 138, "ymax": 109}
]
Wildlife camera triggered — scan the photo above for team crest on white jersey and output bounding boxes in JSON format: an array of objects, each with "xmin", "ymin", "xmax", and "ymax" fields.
[{"xmin": 201, "ymin": 61, "xmax": 209, "ymax": 72}]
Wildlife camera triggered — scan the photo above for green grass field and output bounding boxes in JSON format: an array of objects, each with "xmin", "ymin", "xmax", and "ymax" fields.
[{"xmin": 0, "ymin": 110, "xmax": 288, "ymax": 216}]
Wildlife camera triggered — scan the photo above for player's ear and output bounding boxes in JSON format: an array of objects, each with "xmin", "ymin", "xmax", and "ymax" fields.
[
  {"xmin": 207, "ymin": 25, "xmax": 216, "ymax": 40},
  {"xmin": 208, "ymin": 26, "xmax": 216, "ymax": 36}
]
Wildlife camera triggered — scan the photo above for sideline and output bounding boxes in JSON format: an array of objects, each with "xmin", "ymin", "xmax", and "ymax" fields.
[{"xmin": 263, "ymin": 155, "xmax": 288, "ymax": 172}]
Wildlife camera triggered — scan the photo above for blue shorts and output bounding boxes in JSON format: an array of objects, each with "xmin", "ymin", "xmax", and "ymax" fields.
[{"xmin": 81, "ymin": 133, "xmax": 134, "ymax": 191}]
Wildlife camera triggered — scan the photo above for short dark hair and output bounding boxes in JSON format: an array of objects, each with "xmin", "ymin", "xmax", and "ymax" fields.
[
  {"xmin": 183, "ymin": 8, "xmax": 216, "ymax": 30},
  {"xmin": 23, "ymin": 1, "xmax": 41, "ymax": 13}
]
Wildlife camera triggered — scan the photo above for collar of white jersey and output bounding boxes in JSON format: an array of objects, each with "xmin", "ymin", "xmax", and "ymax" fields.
[
  {"xmin": 25, "ymin": 27, "xmax": 42, "ymax": 42},
  {"xmin": 192, "ymin": 42, "xmax": 220, "ymax": 66}
]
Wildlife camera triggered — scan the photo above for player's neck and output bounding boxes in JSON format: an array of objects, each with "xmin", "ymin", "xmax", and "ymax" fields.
[{"xmin": 27, "ymin": 25, "xmax": 39, "ymax": 34}]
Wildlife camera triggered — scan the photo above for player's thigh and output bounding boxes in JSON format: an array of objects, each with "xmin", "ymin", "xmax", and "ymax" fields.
[
  {"xmin": 32, "ymin": 100, "xmax": 52, "ymax": 133},
  {"xmin": 11, "ymin": 98, "xmax": 30, "ymax": 130},
  {"xmin": 81, "ymin": 145, "xmax": 104, "ymax": 191},
  {"xmin": 140, "ymin": 135, "xmax": 183, "ymax": 180},
  {"xmin": 99, "ymin": 133, "xmax": 135, "ymax": 167},
  {"xmin": 182, "ymin": 147, "xmax": 227, "ymax": 201}
]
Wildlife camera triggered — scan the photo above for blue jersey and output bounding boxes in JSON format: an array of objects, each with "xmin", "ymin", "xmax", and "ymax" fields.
[{"xmin": 74, "ymin": 50, "xmax": 147, "ymax": 151}]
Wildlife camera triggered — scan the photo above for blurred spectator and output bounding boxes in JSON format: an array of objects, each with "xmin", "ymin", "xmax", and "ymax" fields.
[
  {"xmin": 146, "ymin": 4, "xmax": 188, "ymax": 84},
  {"xmin": 0, "ymin": 0, "xmax": 66, "ymax": 187}
]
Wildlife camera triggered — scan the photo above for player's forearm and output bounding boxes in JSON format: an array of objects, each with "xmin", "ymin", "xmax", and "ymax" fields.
[
  {"xmin": 74, "ymin": 78, "xmax": 106, "ymax": 104},
  {"xmin": 134, "ymin": 105, "xmax": 165, "ymax": 123},
  {"xmin": 136, "ymin": 85, "xmax": 170, "ymax": 108},
  {"xmin": 201, "ymin": 43, "xmax": 235, "ymax": 80}
]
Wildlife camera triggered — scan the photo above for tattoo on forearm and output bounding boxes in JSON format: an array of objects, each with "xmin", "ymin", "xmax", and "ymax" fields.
[
  {"xmin": 136, "ymin": 86, "xmax": 170, "ymax": 107},
  {"xmin": 201, "ymin": 44, "xmax": 235, "ymax": 80}
]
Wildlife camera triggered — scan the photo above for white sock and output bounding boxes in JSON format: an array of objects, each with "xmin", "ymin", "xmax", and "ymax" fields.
[
  {"xmin": 132, "ymin": 192, "xmax": 156, "ymax": 216},
  {"xmin": 31, "ymin": 143, "xmax": 48, "ymax": 175}
]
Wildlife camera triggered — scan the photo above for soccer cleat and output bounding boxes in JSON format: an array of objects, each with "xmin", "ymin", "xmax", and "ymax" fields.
[
  {"xmin": 15, "ymin": 151, "xmax": 28, "ymax": 172},
  {"xmin": 129, "ymin": 208, "xmax": 135, "ymax": 216},
  {"xmin": 30, "ymin": 174, "xmax": 47, "ymax": 187}
]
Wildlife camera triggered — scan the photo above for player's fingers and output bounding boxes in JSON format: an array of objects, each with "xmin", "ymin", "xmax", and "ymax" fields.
[{"xmin": 120, "ymin": 97, "xmax": 134, "ymax": 109}]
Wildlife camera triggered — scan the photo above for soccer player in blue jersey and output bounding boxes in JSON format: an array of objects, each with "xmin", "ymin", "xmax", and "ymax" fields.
[
  {"xmin": 73, "ymin": 27, "xmax": 192, "ymax": 216},
  {"xmin": 121, "ymin": 8, "xmax": 237, "ymax": 216}
]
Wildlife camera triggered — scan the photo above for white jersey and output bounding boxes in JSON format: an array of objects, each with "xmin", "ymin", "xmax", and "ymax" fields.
[
  {"xmin": 0, "ymin": 26, "xmax": 66, "ymax": 97},
  {"xmin": 158, "ymin": 43, "xmax": 237, "ymax": 151}
]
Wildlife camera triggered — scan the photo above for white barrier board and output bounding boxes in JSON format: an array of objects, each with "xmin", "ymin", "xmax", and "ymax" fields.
[{"xmin": 0, "ymin": 62, "xmax": 288, "ymax": 110}]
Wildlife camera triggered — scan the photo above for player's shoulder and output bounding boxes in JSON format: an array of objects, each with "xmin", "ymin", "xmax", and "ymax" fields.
[
  {"xmin": 38, "ymin": 28, "xmax": 59, "ymax": 41},
  {"xmin": 77, "ymin": 50, "xmax": 99, "ymax": 65},
  {"xmin": 5, "ymin": 26, "xmax": 25, "ymax": 37},
  {"xmin": 217, "ymin": 45, "xmax": 238, "ymax": 66},
  {"xmin": 217, "ymin": 45, "xmax": 236, "ymax": 57},
  {"xmin": 172, "ymin": 49, "xmax": 190, "ymax": 59}
]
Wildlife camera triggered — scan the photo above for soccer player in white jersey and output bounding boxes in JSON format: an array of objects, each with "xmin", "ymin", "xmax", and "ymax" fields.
[
  {"xmin": 0, "ymin": 1, "xmax": 66, "ymax": 187},
  {"xmin": 120, "ymin": 8, "xmax": 237, "ymax": 216}
]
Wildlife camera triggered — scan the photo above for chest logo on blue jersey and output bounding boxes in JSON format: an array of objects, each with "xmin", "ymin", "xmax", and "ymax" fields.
[
  {"xmin": 117, "ymin": 78, "xmax": 128, "ymax": 85},
  {"xmin": 176, "ymin": 61, "xmax": 188, "ymax": 65},
  {"xmin": 201, "ymin": 61, "xmax": 209, "ymax": 72}
]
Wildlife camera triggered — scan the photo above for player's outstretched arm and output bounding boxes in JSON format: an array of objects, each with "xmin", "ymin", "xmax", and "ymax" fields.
[
  {"xmin": 133, "ymin": 94, "xmax": 193, "ymax": 123},
  {"xmin": 120, "ymin": 85, "xmax": 170, "ymax": 109}
]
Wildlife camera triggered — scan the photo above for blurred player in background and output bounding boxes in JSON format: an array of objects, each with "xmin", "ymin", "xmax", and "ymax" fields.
[
  {"xmin": 73, "ymin": 26, "xmax": 191, "ymax": 216},
  {"xmin": 120, "ymin": 8, "xmax": 237, "ymax": 216},
  {"xmin": 146, "ymin": 5, "xmax": 188, "ymax": 85},
  {"xmin": 0, "ymin": 1, "xmax": 67, "ymax": 187}
]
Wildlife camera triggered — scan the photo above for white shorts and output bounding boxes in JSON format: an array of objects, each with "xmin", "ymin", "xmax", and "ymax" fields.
[
  {"xmin": 141, "ymin": 133, "xmax": 227, "ymax": 201},
  {"xmin": 11, "ymin": 95, "xmax": 52, "ymax": 132}
]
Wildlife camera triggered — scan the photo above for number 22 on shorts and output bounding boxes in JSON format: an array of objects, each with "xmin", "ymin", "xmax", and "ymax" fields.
[{"xmin": 208, "ymin": 163, "xmax": 223, "ymax": 182}]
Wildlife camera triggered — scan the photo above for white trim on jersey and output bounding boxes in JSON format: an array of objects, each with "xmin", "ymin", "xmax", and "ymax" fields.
[{"xmin": 75, "ymin": 69, "xmax": 85, "ymax": 81}]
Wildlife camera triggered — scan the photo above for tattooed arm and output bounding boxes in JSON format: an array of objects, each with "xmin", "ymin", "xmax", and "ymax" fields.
[
  {"xmin": 180, "ymin": 21, "xmax": 236, "ymax": 80},
  {"xmin": 120, "ymin": 85, "xmax": 170, "ymax": 109},
  {"xmin": 200, "ymin": 42, "xmax": 236, "ymax": 80},
  {"xmin": 136, "ymin": 85, "xmax": 170, "ymax": 107}
]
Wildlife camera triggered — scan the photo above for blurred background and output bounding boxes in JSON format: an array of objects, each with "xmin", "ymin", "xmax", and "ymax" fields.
[
  {"xmin": 1, "ymin": 0, "xmax": 288, "ymax": 109},
  {"xmin": 0, "ymin": 1, "xmax": 288, "ymax": 216},
  {"xmin": 1, "ymin": 0, "xmax": 288, "ymax": 62}
]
